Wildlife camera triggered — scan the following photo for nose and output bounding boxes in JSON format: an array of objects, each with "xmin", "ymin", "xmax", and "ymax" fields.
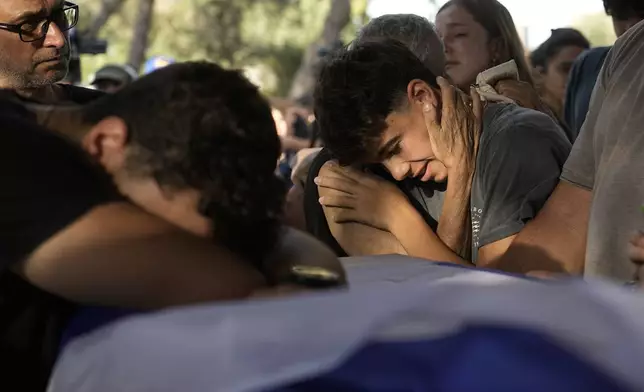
[
  {"xmin": 383, "ymin": 159, "xmax": 410, "ymax": 181},
  {"xmin": 443, "ymin": 41, "xmax": 451, "ymax": 55},
  {"xmin": 43, "ymin": 21, "xmax": 66, "ymax": 49}
]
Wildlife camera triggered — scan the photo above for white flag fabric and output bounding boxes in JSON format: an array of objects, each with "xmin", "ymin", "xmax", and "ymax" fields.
[{"xmin": 50, "ymin": 256, "xmax": 644, "ymax": 392}]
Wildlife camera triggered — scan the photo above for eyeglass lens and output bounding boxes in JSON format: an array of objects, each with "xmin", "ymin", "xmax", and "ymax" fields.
[{"xmin": 21, "ymin": 6, "xmax": 77, "ymax": 41}]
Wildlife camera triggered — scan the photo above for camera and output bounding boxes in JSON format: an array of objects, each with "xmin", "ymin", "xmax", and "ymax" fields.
[
  {"xmin": 69, "ymin": 28, "xmax": 108, "ymax": 57},
  {"xmin": 64, "ymin": 28, "xmax": 108, "ymax": 85}
]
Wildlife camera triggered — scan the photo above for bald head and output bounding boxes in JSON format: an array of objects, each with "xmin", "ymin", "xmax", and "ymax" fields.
[{"xmin": 355, "ymin": 14, "xmax": 445, "ymax": 77}]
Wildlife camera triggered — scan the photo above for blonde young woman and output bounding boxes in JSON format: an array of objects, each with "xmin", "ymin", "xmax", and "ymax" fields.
[{"xmin": 435, "ymin": 0, "xmax": 552, "ymax": 117}]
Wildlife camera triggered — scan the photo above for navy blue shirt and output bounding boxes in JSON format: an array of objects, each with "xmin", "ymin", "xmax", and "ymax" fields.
[{"xmin": 564, "ymin": 47, "xmax": 611, "ymax": 141}]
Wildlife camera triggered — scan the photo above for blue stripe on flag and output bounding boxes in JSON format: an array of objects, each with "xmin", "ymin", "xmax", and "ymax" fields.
[{"xmin": 275, "ymin": 325, "xmax": 630, "ymax": 392}]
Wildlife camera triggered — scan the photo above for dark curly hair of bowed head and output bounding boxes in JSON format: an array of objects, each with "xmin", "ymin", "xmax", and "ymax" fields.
[
  {"xmin": 314, "ymin": 39, "xmax": 439, "ymax": 165},
  {"xmin": 83, "ymin": 61, "xmax": 285, "ymax": 268},
  {"xmin": 604, "ymin": 0, "xmax": 644, "ymax": 20}
]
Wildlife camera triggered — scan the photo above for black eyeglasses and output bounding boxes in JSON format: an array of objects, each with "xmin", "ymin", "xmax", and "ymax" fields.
[{"xmin": 0, "ymin": 2, "xmax": 79, "ymax": 43}]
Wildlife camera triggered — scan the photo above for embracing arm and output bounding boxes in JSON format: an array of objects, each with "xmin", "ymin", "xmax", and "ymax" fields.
[
  {"xmin": 489, "ymin": 181, "xmax": 590, "ymax": 274},
  {"xmin": 388, "ymin": 201, "xmax": 470, "ymax": 265},
  {"xmin": 18, "ymin": 202, "xmax": 265, "ymax": 309}
]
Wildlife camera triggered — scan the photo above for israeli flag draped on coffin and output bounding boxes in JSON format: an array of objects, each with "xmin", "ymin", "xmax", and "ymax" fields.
[{"xmin": 50, "ymin": 255, "xmax": 644, "ymax": 392}]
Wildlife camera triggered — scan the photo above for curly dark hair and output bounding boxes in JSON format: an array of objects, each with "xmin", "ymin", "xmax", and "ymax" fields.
[
  {"xmin": 530, "ymin": 28, "xmax": 590, "ymax": 69},
  {"xmin": 314, "ymin": 39, "xmax": 438, "ymax": 165},
  {"xmin": 84, "ymin": 61, "xmax": 285, "ymax": 268},
  {"xmin": 604, "ymin": 0, "xmax": 644, "ymax": 20}
]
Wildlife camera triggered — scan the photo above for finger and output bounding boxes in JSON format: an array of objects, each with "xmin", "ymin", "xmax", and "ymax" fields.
[
  {"xmin": 319, "ymin": 194, "xmax": 357, "ymax": 209},
  {"xmin": 331, "ymin": 208, "xmax": 360, "ymax": 224},
  {"xmin": 437, "ymin": 76, "xmax": 458, "ymax": 118},
  {"xmin": 469, "ymin": 86, "xmax": 483, "ymax": 122},
  {"xmin": 327, "ymin": 164, "xmax": 375, "ymax": 184},
  {"xmin": 422, "ymin": 100, "xmax": 441, "ymax": 132},
  {"xmin": 322, "ymin": 161, "xmax": 361, "ymax": 181},
  {"xmin": 314, "ymin": 175, "xmax": 357, "ymax": 194}
]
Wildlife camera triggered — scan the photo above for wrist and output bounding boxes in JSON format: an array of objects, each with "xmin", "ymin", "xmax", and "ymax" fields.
[
  {"xmin": 447, "ymin": 164, "xmax": 473, "ymax": 185},
  {"xmin": 389, "ymin": 200, "xmax": 424, "ymax": 236}
]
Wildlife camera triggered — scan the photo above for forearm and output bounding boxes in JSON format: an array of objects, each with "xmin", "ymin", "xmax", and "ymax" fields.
[
  {"xmin": 490, "ymin": 182, "xmax": 590, "ymax": 274},
  {"xmin": 18, "ymin": 203, "xmax": 265, "ymax": 309},
  {"xmin": 326, "ymin": 210, "xmax": 406, "ymax": 256},
  {"xmin": 390, "ymin": 203, "xmax": 470, "ymax": 266},
  {"xmin": 437, "ymin": 169, "xmax": 473, "ymax": 259}
]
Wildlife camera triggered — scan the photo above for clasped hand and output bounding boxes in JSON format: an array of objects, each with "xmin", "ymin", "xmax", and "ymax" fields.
[{"xmin": 315, "ymin": 162, "xmax": 408, "ymax": 231}]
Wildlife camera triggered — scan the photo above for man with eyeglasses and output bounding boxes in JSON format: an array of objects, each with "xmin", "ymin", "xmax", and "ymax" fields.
[{"xmin": 0, "ymin": 0, "xmax": 100, "ymax": 103}]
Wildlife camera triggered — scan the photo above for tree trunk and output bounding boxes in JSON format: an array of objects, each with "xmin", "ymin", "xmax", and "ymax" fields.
[
  {"xmin": 128, "ymin": 0, "xmax": 156, "ymax": 71},
  {"xmin": 288, "ymin": 0, "xmax": 351, "ymax": 100},
  {"xmin": 84, "ymin": 0, "xmax": 128, "ymax": 39}
]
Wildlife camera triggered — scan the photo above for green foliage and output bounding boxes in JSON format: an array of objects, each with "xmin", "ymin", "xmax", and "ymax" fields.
[
  {"xmin": 573, "ymin": 12, "xmax": 616, "ymax": 47},
  {"xmin": 75, "ymin": 0, "xmax": 369, "ymax": 96}
]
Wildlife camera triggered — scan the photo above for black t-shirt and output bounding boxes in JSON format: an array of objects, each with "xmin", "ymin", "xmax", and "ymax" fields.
[
  {"xmin": 0, "ymin": 87, "xmax": 116, "ymax": 390},
  {"xmin": 58, "ymin": 83, "xmax": 105, "ymax": 104},
  {"xmin": 304, "ymin": 103, "xmax": 571, "ymax": 263}
]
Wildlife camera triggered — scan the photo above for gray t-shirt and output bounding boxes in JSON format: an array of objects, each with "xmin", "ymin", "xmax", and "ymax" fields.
[
  {"xmin": 471, "ymin": 103, "xmax": 571, "ymax": 262},
  {"xmin": 561, "ymin": 20, "xmax": 644, "ymax": 282},
  {"xmin": 416, "ymin": 102, "xmax": 571, "ymax": 263},
  {"xmin": 306, "ymin": 103, "xmax": 570, "ymax": 263}
]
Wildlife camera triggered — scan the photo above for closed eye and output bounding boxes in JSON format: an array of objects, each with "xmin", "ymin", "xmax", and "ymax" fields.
[{"xmin": 383, "ymin": 142, "xmax": 402, "ymax": 159}]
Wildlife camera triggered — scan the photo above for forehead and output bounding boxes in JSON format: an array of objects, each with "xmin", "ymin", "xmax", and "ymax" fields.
[
  {"xmin": 436, "ymin": 5, "xmax": 478, "ymax": 30},
  {"xmin": 550, "ymin": 45, "xmax": 586, "ymax": 64},
  {"xmin": 0, "ymin": 0, "xmax": 61, "ymax": 19},
  {"xmin": 382, "ymin": 108, "xmax": 417, "ymax": 142}
]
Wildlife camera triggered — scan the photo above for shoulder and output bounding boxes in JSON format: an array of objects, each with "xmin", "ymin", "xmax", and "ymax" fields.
[
  {"xmin": 479, "ymin": 103, "xmax": 571, "ymax": 167},
  {"xmin": 308, "ymin": 148, "xmax": 336, "ymax": 178},
  {"xmin": 568, "ymin": 47, "xmax": 611, "ymax": 87},
  {"xmin": 58, "ymin": 84, "xmax": 105, "ymax": 104},
  {"xmin": 483, "ymin": 103, "xmax": 570, "ymax": 145},
  {"xmin": 0, "ymin": 113, "xmax": 117, "ymax": 195},
  {"xmin": 603, "ymin": 20, "xmax": 644, "ymax": 84},
  {"xmin": 576, "ymin": 47, "xmax": 611, "ymax": 69},
  {"xmin": 0, "ymin": 113, "xmax": 74, "ymax": 153},
  {"xmin": 567, "ymin": 47, "xmax": 611, "ymax": 95}
]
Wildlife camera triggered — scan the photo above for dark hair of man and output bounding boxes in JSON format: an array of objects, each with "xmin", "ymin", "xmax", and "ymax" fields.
[
  {"xmin": 604, "ymin": 0, "xmax": 644, "ymax": 20},
  {"xmin": 83, "ymin": 61, "xmax": 285, "ymax": 268},
  {"xmin": 530, "ymin": 28, "xmax": 591, "ymax": 69},
  {"xmin": 314, "ymin": 39, "xmax": 439, "ymax": 165}
]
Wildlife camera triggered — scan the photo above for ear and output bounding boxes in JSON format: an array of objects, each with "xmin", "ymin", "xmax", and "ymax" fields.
[
  {"xmin": 407, "ymin": 79, "xmax": 440, "ymax": 111},
  {"xmin": 488, "ymin": 37, "xmax": 506, "ymax": 65},
  {"xmin": 82, "ymin": 116, "xmax": 129, "ymax": 173}
]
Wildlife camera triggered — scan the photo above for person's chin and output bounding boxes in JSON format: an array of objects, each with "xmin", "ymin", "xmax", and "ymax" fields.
[{"xmin": 39, "ymin": 66, "xmax": 68, "ymax": 84}]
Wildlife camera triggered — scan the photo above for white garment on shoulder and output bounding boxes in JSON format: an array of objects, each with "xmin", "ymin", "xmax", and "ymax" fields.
[{"xmin": 474, "ymin": 60, "xmax": 519, "ymax": 104}]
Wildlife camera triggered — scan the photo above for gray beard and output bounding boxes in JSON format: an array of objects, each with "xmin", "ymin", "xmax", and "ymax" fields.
[{"xmin": 0, "ymin": 57, "xmax": 68, "ymax": 90}]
